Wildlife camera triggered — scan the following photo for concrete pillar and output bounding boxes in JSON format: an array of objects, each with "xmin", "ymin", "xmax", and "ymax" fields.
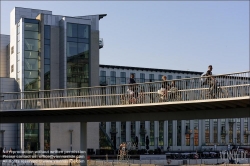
[
  {"xmin": 154, "ymin": 121, "xmax": 159, "ymax": 149},
  {"xmin": 217, "ymin": 120, "xmax": 221, "ymax": 144},
  {"xmin": 240, "ymin": 118, "xmax": 244, "ymax": 145},
  {"xmin": 199, "ymin": 120, "xmax": 204, "ymax": 147},
  {"xmin": 210, "ymin": 119, "xmax": 214, "ymax": 144},
  {"xmin": 116, "ymin": 122, "xmax": 120, "ymax": 148},
  {"xmin": 181, "ymin": 120, "xmax": 185, "ymax": 149},
  {"xmin": 172, "ymin": 120, "xmax": 177, "ymax": 150},
  {"xmin": 145, "ymin": 121, "xmax": 150, "ymax": 140},
  {"xmin": 136, "ymin": 121, "xmax": 140, "ymax": 147},
  {"xmin": 126, "ymin": 121, "xmax": 131, "ymax": 142},
  {"xmin": 225, "ymin": 119, "xmax": 229, "ymax": 143},
  {"xmin": 233, "ymin": 119, "xmax": 237, "ymax": 144},
  {"xmin": 80, "ymin": 122, "xmax": 87, "ymax": 166},
  {"xmin": 165, "ymin": 121, "xmax": 168, "ymax": 150},
  {"xmin": 190, "ymin": 120, "xmax": 194, "ymax": 151},
  {"xmin": 39, "ymin": 123, "xmax": 44, "ymax": 150},
  {"xmin": 20, "ymin": 123, "xmax": 24, "ymax": 150},
  {"xmin": 106, "ymin": 122, "xmax": 110, "ymax": 137}
]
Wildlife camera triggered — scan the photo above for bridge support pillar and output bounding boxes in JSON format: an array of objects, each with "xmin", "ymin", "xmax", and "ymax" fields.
[{"xmin": 80, "ymin": 122, "xmax": 87, "ymax": 166}]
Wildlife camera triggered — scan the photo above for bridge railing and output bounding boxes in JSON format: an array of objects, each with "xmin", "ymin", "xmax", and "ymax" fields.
[{"xmin": 1, "ymin": 71, "xmax": 249, "ymax": 110}]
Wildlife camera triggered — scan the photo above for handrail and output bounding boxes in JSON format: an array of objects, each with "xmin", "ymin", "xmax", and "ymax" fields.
[
  {"xmin": 1, "ymin": 71, "xmax": 249, "ymax": 110},
  {"xmin": 2, "ymin": 84, "xmax": 249, "ymax": 102}
]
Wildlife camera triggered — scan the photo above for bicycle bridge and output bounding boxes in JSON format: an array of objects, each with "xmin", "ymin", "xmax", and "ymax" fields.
[{"xmin": 0, "ymin": 71, "xmax": 249, "ymax": 123}]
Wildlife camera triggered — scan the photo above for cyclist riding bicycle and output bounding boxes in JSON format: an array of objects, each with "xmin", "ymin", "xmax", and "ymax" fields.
[{"xmin": 202, "ymin": 65, "xmax": 218, "ymax": 98}]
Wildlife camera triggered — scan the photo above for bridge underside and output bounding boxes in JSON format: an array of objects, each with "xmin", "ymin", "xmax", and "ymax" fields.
[{"xmin": 0, "ymin": 97, "xmax": 249, "ymax": 123}]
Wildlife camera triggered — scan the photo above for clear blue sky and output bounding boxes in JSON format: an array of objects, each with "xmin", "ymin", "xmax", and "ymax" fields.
[{"xmin": 1, "ymin": 1, "xmax": 249, "ymax": 74}]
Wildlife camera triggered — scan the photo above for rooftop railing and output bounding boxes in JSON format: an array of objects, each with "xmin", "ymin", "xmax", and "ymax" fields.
[{"xmin": 0, "ymin": 71, "xmax": 249, "ymax": 111}]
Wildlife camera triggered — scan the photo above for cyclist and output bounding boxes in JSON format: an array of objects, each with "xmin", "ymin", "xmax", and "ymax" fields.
[{"xmin": 202, "ymin": 65, "xmax": 218, "ymax": 98}]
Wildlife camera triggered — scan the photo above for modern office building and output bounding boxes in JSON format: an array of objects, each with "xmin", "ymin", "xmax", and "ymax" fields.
[
  {"xmin": 98, "ymin": 65, "xmax": 250, "ymax": 151},
  {"xmin": 0, "ymin": 7, "xmax": 106, "ymax": 152}
]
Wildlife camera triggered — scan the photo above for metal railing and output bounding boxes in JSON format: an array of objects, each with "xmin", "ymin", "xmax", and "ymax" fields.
[{"xmin": 1, "ymin": 71, "xmax": 249, "ymax": 111}]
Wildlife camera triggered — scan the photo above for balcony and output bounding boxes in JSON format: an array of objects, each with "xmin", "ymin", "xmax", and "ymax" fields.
[
  {"xmin": 99, "ymin": 38, "xmax": 103, "ymax": 48},
  {"xmin": 185, "ymin": 129, "xmax": 192, "ymax": 135},
  {"xmin": 244, "ymin": 130, "xmax": 250, "ymax": 135},
  {"xmin": 110, "ymin": 127, "xmax": 117, "ymax": 134}
]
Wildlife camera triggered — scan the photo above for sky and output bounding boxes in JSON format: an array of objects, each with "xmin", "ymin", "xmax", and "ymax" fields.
[{"xmin": 1, "ymin": 1, "xmax": 249, "ymax": 74}]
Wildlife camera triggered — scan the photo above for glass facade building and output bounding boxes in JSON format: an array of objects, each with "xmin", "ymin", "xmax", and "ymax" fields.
[{"xmin": 3, "ymin": 7, "xmax": 105, "ymax": 151}]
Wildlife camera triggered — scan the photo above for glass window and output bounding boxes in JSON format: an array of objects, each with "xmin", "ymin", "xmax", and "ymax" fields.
[
  {"xmin": 149, "ymin": 74, "xmax": 154, "ymax": 81},
  {"xmin": 78, "ymin": 24, "xmax": 89, "ymax": 39},
  {"xmin": 25, "ymin": 51, "xmax": 39, "ymax": 59},
  {"xmin": 44, "ymin": 39, "xmax": 50, "ymax": 45},
  {"xmin": 44, "ymin": 65, "xmax": 50, "ymax": 74},
  {"xmin": 67, "ymin": 37, "xmax": 77, "ymax": 43},
  {"xmin": 44, "ymin": 59, "xmax": 50, "ymax": 65},
  {"xmin": 44, "ymin": 45, "xmax": 50, "ymax": 59},
  {"xmin": 205, "ymin": 119, "xmax": 210, "ymax": 144},
  {"xmin": 194, "ymin": 120, "xmax": 199, "ymax": 146},
  {"xmin": 158, "ymin": 75, "xmax": 163, "ymax": 81},
  {"xmin": 110, "ymin": 71, "xmax": 116, "ymax": 85},
  {"xmin": 168, "ymin": 75, "xmax": 173, "ymax": 80},
  {"xmin": 120, "ymin": 72, "xmax": 126, "ymax": 78},
  {"xmin": 120, "ymin": 72, "xmax": 126, "ymax": 84},
  {"xmin": 185, "ymin": 120, "xmax": 190, "ymax": 146},
  {"xmin": 111, "ymin": 71, "xmax": 116, "ymax": 77},
  {"xmin": 44, "ymin": 25, "xmax": 50, "ymax": 39},
  {"xmin": 121, "ymin": 122, "xmax": 126, "ymax": 143},
  {"xmin": 100, "ymin": 71, "xmax": 106, "ymax": 76},
  {"xmin": 78, "ymin": 38, "xmax": 89, "ymax": 43},
  {"xmin": 24, "ymin": 31, "xmax": 39, "ymax": 39},
  {"xmin": 24, "ymin": 23, "xmax": 38, "ymax": 31},
  {"xmin": 140, "ymin": 73, "xmax": 145, "ymax": 83},
  {"xmin": 24, "ymin": 39, "xmax": 40, "ymax": 51},
  {"xmin": 176, "ymin": 76, "xmax": 181, "ymax": 79},
  {"xmin": 67, "ymin": 23, "xmax": 77, "ymax": 37},
  {"xmin": 24, "ymin": 59, "xmax": 38, "ymax": 70},
  {"xmin": 213, "ymin": 119, "xmax": 218, "ymax": 143},
  {"xmin": 131, "ymin": 121, "xmax": 136, "ymax": 142},
  {"xmin": 67, "ymin": 42, "xmax": 77, "ymax": 57},
  {"xmin": 78, "ymin": 43, "xmax": 89, "ymax": 54},
  {"xmin": 24, "ymin": 78, "xmax": 40, "ymax": 91},
  {"xmin": 24, "ymin": 71, "xmax": 38, "ymax": 78},
  {"xmin": 100, "ymin": 71, "xmax": 106, "ymax": 84}
]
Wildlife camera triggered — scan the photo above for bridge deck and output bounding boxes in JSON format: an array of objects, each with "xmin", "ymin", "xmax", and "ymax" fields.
[{"xmin": 0, "ymin": 71, "xmax": 249, "ymax": 122}]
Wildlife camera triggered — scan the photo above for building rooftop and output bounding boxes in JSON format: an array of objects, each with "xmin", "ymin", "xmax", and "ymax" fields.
[{"xmin": 99, "ymin": 64, "xmax": 203, "ymax": 75}]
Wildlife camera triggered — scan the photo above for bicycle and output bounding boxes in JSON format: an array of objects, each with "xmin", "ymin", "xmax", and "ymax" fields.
[{"xmin": 200, "ymin": 81, "xmax": 229, "ymax": 99}]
